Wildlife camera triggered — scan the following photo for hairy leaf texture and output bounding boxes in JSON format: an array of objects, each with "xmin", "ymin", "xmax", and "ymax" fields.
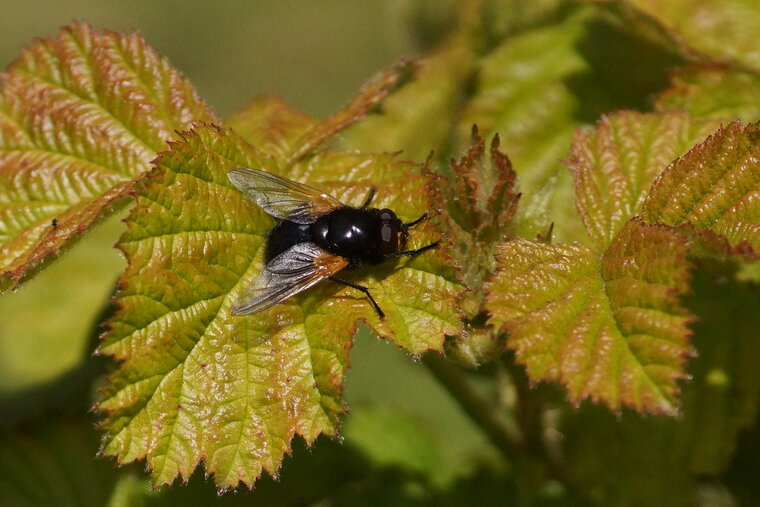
[
  {"xmin": 486, "ymin": 219, "xmax": 692, "ymax": 414},
  {"xmin": 98, "ymin": 120, "xmax": 463, "ymax": 488},
  {"xmin": 0, "ymin": 22, "xmax": 217, "ymax": 288},
  {"xmin": 642, "ymin": 121, "xmax": 760, "ymax": 256},
  {"xmin": 569, "ymin": 111, "xmax": 723, "ymax": 251},
  {"xmin": 431, "ymin": 128, "xmax": 519, "ymax": 366},
  {"xmin": 436, "ymin": 127, "xmax": 519, "ymax": 295}
]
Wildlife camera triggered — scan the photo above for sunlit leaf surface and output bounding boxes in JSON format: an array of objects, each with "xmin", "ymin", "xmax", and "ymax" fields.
[
  {"xmin": 0, "ymin": 22, "xmax": 217, "ymax": 288},
  {"xmin": 642, "ymin": 121, "xmax": 760, "ymax": 254},
  {"xmin": 98, "ymin": 121, "xmax": 462, "ymax": 488},
  {"xmin": 569, "ymin": 111, "xmax": 723, "ymax": 251},
  {"xmin": 486, "ymin": 219, "xmax": 692, "ymax": 413}
]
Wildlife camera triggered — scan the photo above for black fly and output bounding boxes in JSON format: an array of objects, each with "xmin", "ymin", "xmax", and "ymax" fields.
[{"xmin": 227, "ymin": 168, "xmax": 438, "ymax": 318}]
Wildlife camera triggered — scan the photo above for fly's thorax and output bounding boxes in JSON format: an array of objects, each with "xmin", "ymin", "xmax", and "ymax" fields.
[
  {"xmin": 311, "ymin": 207, "xmax": 405, "ymax": 264},
  {"xmin": 318, "ymin": 208, "xmax": 376, "ymax": 261}
]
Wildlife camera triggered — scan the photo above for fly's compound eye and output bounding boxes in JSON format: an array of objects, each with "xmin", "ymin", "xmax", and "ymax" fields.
[
  {"xmin": 380, "ymin": 223, "xmax": 399, "ymax": 252},
  {"xmin": 379, "ymin": 209, "xmax": 397, "ymax": 222}
]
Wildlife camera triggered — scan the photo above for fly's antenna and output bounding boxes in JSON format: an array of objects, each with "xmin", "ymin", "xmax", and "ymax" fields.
[{"xmin": 403, "ymin": 212, "xmax": 428, "ymax": 229}]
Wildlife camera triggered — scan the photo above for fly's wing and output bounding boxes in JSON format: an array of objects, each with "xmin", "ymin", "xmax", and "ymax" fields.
[
  {"xmin": 228, "ymin": 167, "xmax": 344, "ymax": 224},
  {"xmin": 231, "ymin": 242, "xmax": 349, "ymax": 315}
]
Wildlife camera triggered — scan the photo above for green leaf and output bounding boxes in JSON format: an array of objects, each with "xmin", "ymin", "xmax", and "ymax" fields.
[
  {"xmin": 486, "ymin": 218, "xmax": 692, "ymax": 414},
  {"xmin": 656, "ymin": 65, "xmax": 760, "ymax": 122},
  {"xmin": 641, "ymin": 121, "xmax": 760, "ymax": 255},
  {"xmin": 98, "ymin": 123, "xmax": 463, "ymax": 489},
  {"xmin": 0, "ymin": 22, "xmax": 217, "ymax": 288},
  {"xmin": 458, "ymin": 5, "xmax": 682, "ymax": 243},
  {"xmin": 480, "ymin": 0, "xmax": 573, "ymax": 38},
  {"xmin": 623, "ymin": 0, "xmax": 760, "ymax": 72},
  {"xmin": 458, "ymin": 9, "xmax": 587, "ymax": 242},
  {"xmin": 342, "ymin": 405, "xmax": 444, "ymax": 479},
  {"xmin": 226, "ymin": 95, "xmax": 318, "ymax": 160},
  {"xmin": 344, "ymin": 4, "xmax": 680, "ymax": 245},
  {"xmin": 562, "ymin": 263, "xmax": 760, "ymax": 504},
  {"xmin": 569, "ymin": 111, "xmax": 724, "ymax": 251}
]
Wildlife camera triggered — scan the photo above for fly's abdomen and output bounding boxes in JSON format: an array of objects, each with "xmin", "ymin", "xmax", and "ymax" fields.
[{"xmin": 265, "ymin": 220, "xmax": 311, "ymax": 262}]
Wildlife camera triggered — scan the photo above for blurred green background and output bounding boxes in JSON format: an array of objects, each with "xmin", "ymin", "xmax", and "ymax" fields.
[
  {"xmin": 0, "ymin": 0, "xmax": 491, "ymax": 501},
  {"xmin": 0, "ymin": 0, "xmax": 419, "ymax": 118}
]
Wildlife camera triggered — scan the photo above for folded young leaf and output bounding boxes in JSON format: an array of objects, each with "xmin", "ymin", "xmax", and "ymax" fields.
[
  {"xmin": 287, "ymin": 60, "xmax": 414, "ymax": 165},
  {"xmin": 0, "ymin": 22, "xmax": 217, "ymax": 289},
  {"xmin": 436, "ymin": 127, "xmax": 519, "ymax": 292},
  {"xmin": 226, "ymin": 95, "xmax": 319, "ymax": 160},
  {"xmin": 569, "ymin": 111, "xmax": 723, "ymax": 251},
  {"xmin": 340, "ymin": 39, "xmax": 477, "ymax": 164},
  {"xmin": 486, "ymin": 218, "xmax": 692, "ymax": 414},
  {"xmin": 430, "ymin": 128, "xmax": 519, "ymax": 365},
  {"xmin": 642, "ymin": 121, "xmax": 760, "ymax": 255},
  {"xmin": 98, "ymin": 123, "xmax": 463, "ymax": 489}
]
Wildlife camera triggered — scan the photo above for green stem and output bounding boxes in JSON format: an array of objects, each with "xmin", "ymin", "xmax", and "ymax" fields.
[
  {"xmin": 501, "ymin": 356, "xmax": 571, "ymax": 490},
  {"xmin": 422, "ymin": 353, "xmax": 523, "ymax": 459},
  {"xmin": 424, "ymin": 352, "xmax": 575, "ymax": 496}
]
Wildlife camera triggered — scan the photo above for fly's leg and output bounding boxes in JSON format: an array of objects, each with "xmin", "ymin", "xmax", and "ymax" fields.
[
  {"xmin": 360, "ymin": 187, "xmax": 377, "ymax": 208},
  {"xmin": 330, "ymin": 276, "xmax": 385, "ymax": 319}
]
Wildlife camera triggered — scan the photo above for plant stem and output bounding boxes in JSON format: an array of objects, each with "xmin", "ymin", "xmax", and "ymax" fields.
[
  {"xmin": 500, "ymin": 356, "xmax": 571, "ymax": 490},
  {"xmin": 423, "ymin": 352, "xmax": 575, "ymax": 496},
  {"xmin": 422, "ymin": 353, "xmax": 523, "ymax": 459}
]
